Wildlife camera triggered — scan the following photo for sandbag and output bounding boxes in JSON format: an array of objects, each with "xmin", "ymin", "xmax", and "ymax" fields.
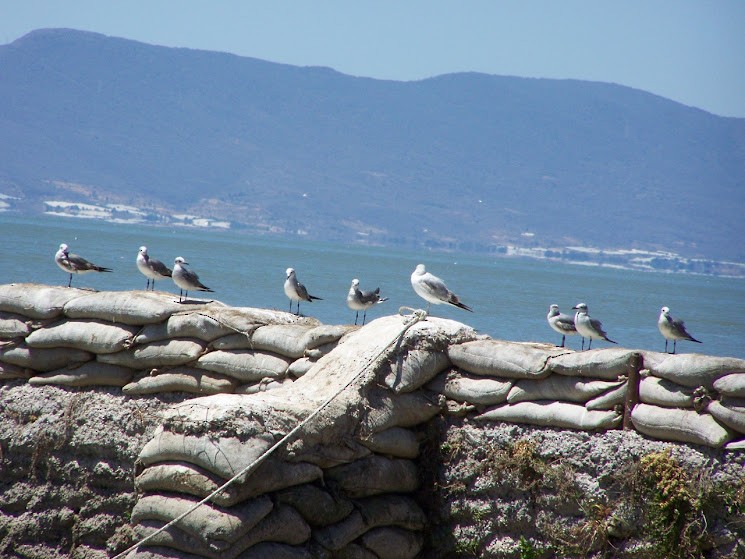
[
  {"xmin": 133, "ymin": 520, "xmax": 219, "ymax": 558},
  {"xmin": 706, "ymin": 400, "xmax": 745, "ymax": 434},
  {"xmin": 0, "ymin": 311, "xmax": 31, "ymax": 338},
  {"xmin": 358, "ymin": 427, "xmax": 420, "ymax": 459},
  {"xmin": 427, "ymin": 371, "xmax": 512, "ymax": 406},
  {"xmin": 642, "ymin": 351, "xmax": 745, "ymax": 388},
  {"xmin": 585, "ymin": 382, "xmax": 627, "ymax": 411},
  {"xmin": 249, "ymin": 324, "xmax": 351, "ymax": 358},
  {"xmin": 235, "ymin": 378, "xmax": 292, "ymax": 395},
  {"xmin": 132, "ymin": 495, "xmax": 273, "ymax": 549},
  {"xmin": 0, "ymin": 283, "xmax": 87, "ymax": 319},
  {"xmin": 328, "ymin": 543, "xmax": 377, "ymax": 559},
  {"xmin": 361, "ymin": 527, "xmax": 423, "ymax": 559},
  {"xmin": 0, "ymin": 343, "xmax": 92, "ymax": 372},
  {"xmin": 123, "ymin": 368, "xmax": 237, "ymax": 395},
  {"xmin": 98, "ymin": 338, "xmax": 206, "ymax": 368},
  {"xmin": 361, "ymin": 389, "xmax": 442, "ymax": 434},
  {"xmin": 235, "ymin": 542, "xmax": 312, "ymax": 559},
  {"xmin": 725, "ymin": 439, "xmax": 745, "ymax": 451},
  {"xmin": 324, "ymin": 455, "xmax": 419, "ymax": 498},
  {"xmin": 138, "ymin": 429, "xmax": 274, "ymax": 483},
  {"xmin": 125, "ymin": 544, "xmax": 206, "ymax": 559},
  {"xmin": 507, "ymin": 376, "xmax": 623, "ymax": 404},
  {"xmin": 0, "ymin": 362, "xmax": 31, "ymax": 380},
  {"xmin": 225, "ymin": 505, "xmax": 310, "ymax": 559},
  {"xmin": 447, "ymin": 339, "xmax": 563, "ymax": 379},
  {"xmin": 134, "ymin": 312, "xmax": 235, "ymax": 344},
  {"xmin": 383, "ymin": 349, "xmax": 450, "ymax": 394},
  {"xmin": 639, "ymin": 375, "xmax": 695, "ymax": 408},
  {"xmin": 721, "ymin": 397, "xmax": 745, "ymax": 413},
  {"xmin": 713, "ymin": 373, "xmax": 745, "ymax": 397},
  {"xmin": 313, "ymin": 495, "xmax": 426, "ymax": 551},
  {"xmin": 287, "ymin": 358, "xmax": 315, "ymax": 378},
  {"xmin": 276, "ymin": 484, "xmax": 354, "ymax": 527},
  {"xmin": 547, "ymin": 348, "xmax": 637, "ymax": 380},
  {"xmin": 29, "ymin": 362, "xmax": 134, "ymax": 387},
  {"xmin": 64, "ymin": 290, "xmax": 200, "ymax": 325},
  {"xmin": 25, "ymin": 318, "xmax": 138, "ymax": 354},
  {"xmin": 195, "ymin": 350, "xmax": 290, "ymax": 382},
  {"xmin": 476, "ymin": 401, "xmax": 622, "ymax": 431},
  {"xmin": 630, "ymin": 403, "xmax": 735, "ymax": 447},
  {"xmin": 210, "ymin": 332, "xmax": 260, "ymax": 350},
  {"xmin": 206, "ymin": 307, "xmax": 317, "ymax": 332}
]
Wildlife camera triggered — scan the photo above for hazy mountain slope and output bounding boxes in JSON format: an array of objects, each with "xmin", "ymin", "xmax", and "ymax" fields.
[{"xmin": 1, "ymin": 28, "xmax": 743, "ymax": 260}]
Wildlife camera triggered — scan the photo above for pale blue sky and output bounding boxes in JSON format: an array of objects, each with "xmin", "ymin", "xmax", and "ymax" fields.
[{"xmin": 2, "ymin": 1, "xmax": 743, "ymax": 117}]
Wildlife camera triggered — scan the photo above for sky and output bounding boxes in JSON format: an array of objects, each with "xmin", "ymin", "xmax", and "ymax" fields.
[{"xmin": 1, "ymin": 1, "xmax": 744, "ymax": 118}]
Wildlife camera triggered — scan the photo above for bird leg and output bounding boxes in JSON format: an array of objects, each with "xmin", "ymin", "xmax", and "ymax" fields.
[
  {"xmin": 673, "ymin": 340, "xmax": 677, "ymax": 355},
  {"xmin": 588, "ymin": 339, "xmax": 593, "ymax": 350},
  {"xmin": 560, "ymin": 335, "xmax": 565, "ymax": 348},
  {"xmin": 68, "ymin": 274, "xmax": 73, "ymax": 288},
  {"xmin": 354, "ymin": 311, "xmax": 359, "ymax": 325},
  {"xmin": 362, "ymin": 310, "xmax": 367, "ymax": 325}
]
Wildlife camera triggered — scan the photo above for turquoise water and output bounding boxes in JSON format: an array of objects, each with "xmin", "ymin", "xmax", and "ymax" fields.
[{"xmin": 2, "ymin": 213, "xmax": 744, "ymax": 359}]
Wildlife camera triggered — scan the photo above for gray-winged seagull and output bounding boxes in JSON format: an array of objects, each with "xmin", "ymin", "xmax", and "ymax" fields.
[
  {"xmin": 658, "ymin": 306, "xmax": 701, "ymax": 354},
  {"xmin": 284, "ymin": 268, "xmax": 322, "ymax": 315},
  {"xmin": 547, "ymin": 304, "xmax": 578, "ymax": 348},
  {"xmin": 54, "ymin": 243, "xmax": 112, "ymax": 287},
  {"xmin": 347, "ymin": 278, "xmax": 388, "ymax": 325},
  {"xmin": 137, "ymin": 246, "xmax": 172, "ymax": 291},
  {"xmin": 410, "ymin": 264, "xmax": 472, "ymax": 314},
  {"xmin": 572, "ymin": 302, "xmax": 616, "ymax": 350},
  {"xmin": 172, "ymin": 256, "xmax": 214, "ymax": 303}
]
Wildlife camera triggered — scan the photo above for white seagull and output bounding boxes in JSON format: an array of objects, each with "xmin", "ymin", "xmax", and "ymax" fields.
[
  {"xmin": 572, "ymin": 302, "xmax": 616, "ymax": 350},
  {"xmin": 172, "ymin": 257, "xmax": 214, "ymax": 303},
  {"xmin": 54, "ymin": 243, "xmax": 112, "ymax": 287},
  {"xmin": 136, "ymin": 246, "xmax": 172, "ymax": 291},
  {"xmin": 547, "ymin": 304, "xmax": 578, "ymax": 348},
  {"xmin": 284, "ymin": 268, "xmax": 322, "ymax": 315},
  {"xmin": 347, "ymin": 278, "xmax": 388, "ymax": 325},
  {"xmin": 658, "ymin": 306, "xmax": 701, "ymax": 354},
  {"xmin": 410, "ymin": 264, "xmax": 472, "ymax": 314}
]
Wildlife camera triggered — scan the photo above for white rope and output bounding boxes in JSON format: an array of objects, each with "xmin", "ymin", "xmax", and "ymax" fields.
[{"xmin": 113, "ymin": 310, "xmax": 428, "ymax": 558}]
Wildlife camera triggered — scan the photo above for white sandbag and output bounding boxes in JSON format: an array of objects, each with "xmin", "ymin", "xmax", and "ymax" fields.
[
  {"xmin": 725, "ymin": 439, "xmax": 745, "ymax": 451},
  {"xmin": 547, "ymin": 348, "xmax": 637, "ymax": 380},
  {"xmin": 29, "ymin": 362, "xmax": 134, "ymax": 387},
  {"xmin": 134, "ymin": 312, "xmax": 235, "ymax": 344},
  {"xmin": 138, "ymin": 430, "xmax": 274, "ymax": 483},
  {"xmin": 0, "ymin": 362, "xmax": 31, "ymax": 380},
  {"xmin": 25, "ymin": 319, "xmax": 138, "ymax": 354},
  {"xmin": 0, "ymin": 283, "xmax": 87, "ymax": 319},
  {"xmin": 132, "ymin": 494, "xmax": 273, "ymax": 549},
  {"xmin": 0, "ymin": 311, "xmax": 31, "ymax": 338},
  {"xmin": 361, "ymin": 389, "xmax": 442, "ymax": 434},
  {"xmin": 631, "ymin": 403, "xmax": 735, "ymax": 447},
  {"xmin": 361, "ymin": 527, "xmax": 423, "ymax": 559},
  {"xmin": 713, "ymin": 373, "xmax": 745, "ymax": 397},
  {"xmin": 324, "ymin": 455, "xmax": 419, "ymax": 498},
  {"xmin": 639, "ymin": 376, "xmax": 695, "ymax": 408},
  {"xmin": 507, "ymin": 376, "xmax": 623, "ymax": 404},
  {"xmin": 206, "ymin": 307, "xmax": 317, "ymax": 332},
  {"xmin": 642, "ymin": 351, "xmax": 745, "ymax": 388},
  {"xmin": 276, "ymin": 484, "xmax": 354, "ymax": 527},
  {"xmin": 585, "ymin": 382, "xmax": 628, "ymax": 411},
  {"xmin": 0, "ymin": 343, "xmax": 92, "ymax": 372},
  {"xmin": 288, "ymin": 358, "xmax": 314, "ymax": 378},
  {"xmin": 64, "ymin": 290, "xmax": 201, "ymax": 325},
  {"xmin": 234, "ymin": 378, "xmax": 292, "ymax": 395},
  {"xmin": 249, "ymin": 324, "xmax": 351, "ymax": 358},
  {"xmin": 426, "ymin": 371, "xmax": 512, "ymax": 406},
  {"xmin": 358, "ymin": 427, "xmax": 420, "ymax": 459},
  {"xmin": 236, "ymin": 542, "xmax": 312, "ymax": 559},
  {"xmin": 706, "ymin": 400, "xmax": 745, "ymax": 434},
  {"xmin": 313, "ymin": 495, "xmax": 426, "ymax": 551},
  {"xmin": 98, "ymin": 338, "xmax": 206, "ymax": 368},
  {"xmin": 209, "ymin": 332, "xmax": 259, "ymax": 350},
  {"xmin": 476, "ymin": 401, "xmax": 622, "ymax": 431},
  {"xmin": 123, "ymin": 368, "xmax": 237, "ymax": 395},
  {"xmin": 195, "ymin": 350, "xmax": 290, "ymax": 382},
  {"xmin": 447, "ymin": 339, "xmax": 562, "ymax": 379},
  {"xmin": 384, "ymin": 349, "xmax": 450, "ymax": 393}
]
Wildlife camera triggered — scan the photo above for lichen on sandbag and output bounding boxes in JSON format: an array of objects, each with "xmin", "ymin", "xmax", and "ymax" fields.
[
  {"xmin": 29, "ymin": 362, "xmax": 134, "ymax": 387},
  {"xmin": 383, "ymin": 349, "xmax": 450, "ymax": 393},
  {"xmin": 631, "ymin": 403, "xmax": 735, "ymax": 447},
  {"xmin": 25, "ymin": 318, "xmax": 138, "ymax": 354},
  {"xmin": 547, "ymin": 348, "xmax": 638, "ymax": 380},
  {"xmin": 195, "ymin": 350, "xmax": 290, "ymax": 382},
  {"xmin": 507, "ymin": 375, "xmax": 623, "ymax": 404},
  {"xmin": 476, "ymin": 401, "xmax": 622, "ymax": 431},
  {"xmin": 447, "ymin": 339, "xmax": 565, "ymax": 379},
  {"xmin": 0, "ymin": 283, "xmax": 88, "ymax": 319},
  {"xmin": 642, "ymin": 351, "xmax": 745, "ymax": 388},
  {"xmin": 98, "ymin": 338, "xmax": 206, "ymax": 369},
  {"xmin": 638, "ymin": 375, "xmax": 695, "ymax": 408},
  {"xmin": 123, "ymin": 367, "xmax": 238, "ymax": 395},
  {"xmin": 0, "ymin": 342, "xmax": 92, "ymax": 372}
]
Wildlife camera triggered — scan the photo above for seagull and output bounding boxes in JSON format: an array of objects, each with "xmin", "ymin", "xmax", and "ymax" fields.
[
  {"xmin": 172, "ymin": 257, "xmax": 214, "ymax": 303},
  {"xmin": 347, "ymin": 278, "xmax": 388, "ymax": 325},
  {"xmin": 658, "ymin": 306, "xmax": 701, "ymax": 354},
  {"xmin": 136, "ymin": 246, "xmax": 172, "ymax": 291},
  {"xmin": 54, "ymin": 243, "xmax": 112, "ymax": 287},
  {"xmin": 547, "ymin": 304, "xmax": 578, "ymax": 348},
  {"xmin": 572, "ymin": 302, "xmax": 616, "ymax": 350},
  {"xmin": 284, "ymin": 268, "xmax": 322, "ymax": 315},
  {"xmin": 410, "ymin": 264, "xmax": 472, "ymax": 314}
]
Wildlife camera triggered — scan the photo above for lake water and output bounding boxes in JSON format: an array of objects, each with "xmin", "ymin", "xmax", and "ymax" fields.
[{"xmin": 2, "ymin": 213, "xmax": 744, "ymax": 359}]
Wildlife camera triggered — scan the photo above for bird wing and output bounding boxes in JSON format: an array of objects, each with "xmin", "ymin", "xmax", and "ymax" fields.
[
  {"xmin": 295, "ymin": 281, "xmax": 310, "ymax": 301},
  {"xmin": 150, "ymin": 258, "xmax": 173, "ymax": 277},
  {"xmin": 554, "ymin": 315, "xmax": 577, "ymax": 333},
  {"xmin": 421, "ymin": 274, "xmax": 450, "ymax": 300},
  {"xmin": 589, "ymin": 317, "xmax": 608, "ymax": 337}
]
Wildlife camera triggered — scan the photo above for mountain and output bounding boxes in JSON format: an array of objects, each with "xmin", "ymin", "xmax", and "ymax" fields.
[{"xmin": 1, "ymin": 28, "xmax": 744, "ymax": 262}]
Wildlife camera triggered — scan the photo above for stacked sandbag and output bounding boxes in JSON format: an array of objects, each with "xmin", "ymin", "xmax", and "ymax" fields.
[
  {"xmin": 628, "ymin": 351, "xmax": 745, "ymax": 448},
  {"xmin": 126, "ymin": 314, "xmax": 478, "ymax": 558},
  {"xmin": 436, "ymin": 341, "xmax": 631, "ymax": 431}
]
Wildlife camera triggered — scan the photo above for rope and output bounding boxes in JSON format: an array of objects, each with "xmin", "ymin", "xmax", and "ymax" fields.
[{"xmin": 113, "ymin": 310, "xmax": 428, "ymax": 558}]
